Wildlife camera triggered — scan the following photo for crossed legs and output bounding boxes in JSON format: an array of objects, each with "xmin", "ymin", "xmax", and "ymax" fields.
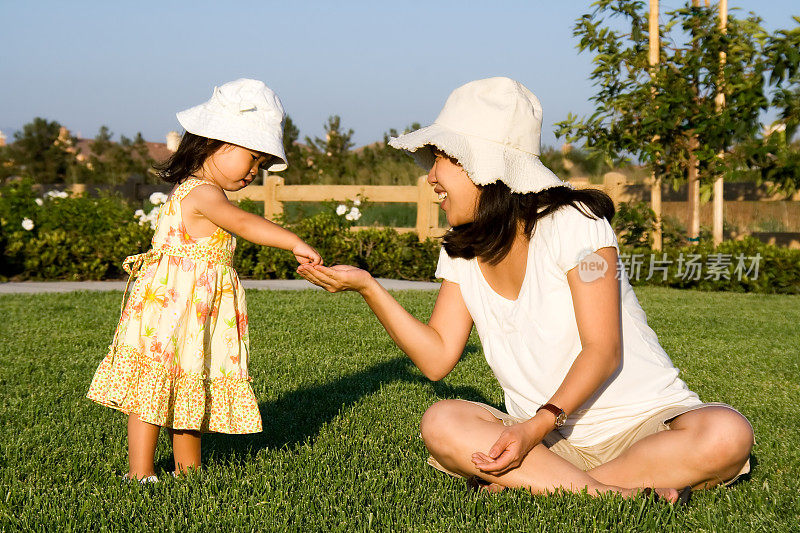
[
  {"xmin": 420, "ymin": 400, "xmax": 753, "ymax": 498},
  {"xmin": 589, "ymin": 405, "xmax": 754, "ymax": 490}
]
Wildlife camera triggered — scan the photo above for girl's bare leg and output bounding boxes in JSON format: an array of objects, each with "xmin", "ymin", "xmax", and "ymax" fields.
[
  {"xmin": 420, "ymin": 400, "xmax": 678, "ymax": 501},
  {"xmin": 169, "ymin": 429, "xmax": 201, "ymax": 474},
  {"xmin": 127, "ymin": 414, "xmax": 160, "ymax": 479},
  {"xmin": 588, "ymin": 406, "xmax": 753, "ymax": 490}
]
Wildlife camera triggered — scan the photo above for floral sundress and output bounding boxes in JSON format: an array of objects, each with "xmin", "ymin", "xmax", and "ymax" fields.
[{"xmin": 87, "ymin": 177, "xmax": 262, "ymax": 434}]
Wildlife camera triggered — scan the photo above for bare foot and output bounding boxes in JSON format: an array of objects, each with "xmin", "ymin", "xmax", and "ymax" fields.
[
  {"xmin": 122, "ymin": 472, "xmax": 158, "ymax": 483},
  {"xmin": 623, "ymin": 487, "xmax": 679, "ymax": 503},
  {"xmin": 468, "ymin": 476, "xmax": 681, "ymax": 503},
  {"xmin": 467, "ymin": 476, "xmax": 507, "ymax": 493},
  {"xmin": 482, "ymin": 482, "xmax": 507, "ymax": 493}
]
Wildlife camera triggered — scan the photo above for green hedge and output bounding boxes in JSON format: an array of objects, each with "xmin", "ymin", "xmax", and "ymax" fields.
[
  {"xmin": 0, "ymin": 181, "xmax": 439, "ymax": 282},
  {"xmin": 2, "ymin": 180, "xmax": 798, "ymax": 292},
  {"xmin": 621, "ymin": 238, "xmax": 800, "ymax": 294},
  {"xmin": 233, "ymin": 212, "xmax": 439, "ymax": 281}
]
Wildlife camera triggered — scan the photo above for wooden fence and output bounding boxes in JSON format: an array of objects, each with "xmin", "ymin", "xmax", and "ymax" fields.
[
  {"xmin": 223, "ymin": 173, "xmax": 631, "ymax": 241},
  {"xmin": 225, "ymin": 175, "xmax": 446, "ymax": 240},
  {"xmin": 193, "ymin": 172, "xmax": 800, "ymax": 246},
  {"xmin": 61, "ymin": 172, "xmax": 800, "ymax": 247}
]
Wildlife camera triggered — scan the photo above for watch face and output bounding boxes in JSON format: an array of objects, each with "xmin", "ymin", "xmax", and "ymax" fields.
[{"xmin": 556, "ymin": 412, "xmax": 567, "ymax": 427}]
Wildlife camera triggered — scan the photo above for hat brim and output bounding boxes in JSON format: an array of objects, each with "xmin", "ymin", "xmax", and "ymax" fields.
[
  {"xmin": 177, "ymin": 105, "xmax": 288, "ymax": 172},
  {"xmin": 388, "ymin": 123, "xmax": 568, "ymax": 194}
]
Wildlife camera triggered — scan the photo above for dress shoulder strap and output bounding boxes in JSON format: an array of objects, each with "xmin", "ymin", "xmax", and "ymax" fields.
[{"xmin": 170, "ymin": 177, "xmax": 221, "ymax": 204}]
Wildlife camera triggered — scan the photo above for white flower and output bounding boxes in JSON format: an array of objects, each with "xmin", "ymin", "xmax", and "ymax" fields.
[
  {"xmin": 336, "ymin": 204, "xmax": 347, "ymax": 216},
  {"xmin": 144, "ymin": 207, "xmax": 160, "ymax": 229},
  {"xmin": 44, "ymin": 190, "xmax": 68, "ymax": 199},
  {"xmin": 326, "ymin": 151, "xmax": 332, "ymax": 157},
  {"xmin": 348, "ymin": 207, "xmax": 361, "ymax": 221},
  {"xmin": 345, "ymin": 213, "xmax": 355, "ymax": 221},
  {"xmin": 353, "ymin": 197, "xmax": 361, "ymax": 206},
  {"xmin": 35, "ymin": 198, "xmax": 43, "ymax": 206},
  {"xmin": 135, "ymin": 207, "xmax": 159, "ymax": 229},
  {"xmin": 21, "ymin": 218, "xmax": 34, "ymax": 231},
  {"xmin": 149, "ymin": 192, "xmax": 168, "ymax": 205}
]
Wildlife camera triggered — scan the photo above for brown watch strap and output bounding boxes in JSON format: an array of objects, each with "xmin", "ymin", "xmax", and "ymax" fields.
[{"xmin": 536, "ymin": 403, "xmax": 566, "ymax": 427}]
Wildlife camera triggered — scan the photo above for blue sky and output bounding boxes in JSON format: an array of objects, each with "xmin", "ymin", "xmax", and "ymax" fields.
[{"xmin": 1, "ymin": 1, "xmax": 797, "ymax": 149}]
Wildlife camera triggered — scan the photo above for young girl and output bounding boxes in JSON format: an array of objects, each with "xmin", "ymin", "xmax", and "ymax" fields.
[
  {"xmin": 298, "ymin": 77, "xmax": 754, "ymax": 503},
  {"xmin": 87, "ymin": 79, "xmax": 321, "ymax": 482}
]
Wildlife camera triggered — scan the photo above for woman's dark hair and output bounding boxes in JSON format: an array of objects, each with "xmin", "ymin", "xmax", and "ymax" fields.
[
  {"xmin": 153, "ymin": 132, "xmax": 226, "ymax": 184},
  {"xmin": 442, "ymin": 181, "xmax": 615, "ymax": 265}
]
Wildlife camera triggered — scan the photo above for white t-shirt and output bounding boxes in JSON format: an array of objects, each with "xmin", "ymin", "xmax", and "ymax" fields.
[{"xmin": 435, "ymin": 203, "xmax": 701, "ymax": 447}]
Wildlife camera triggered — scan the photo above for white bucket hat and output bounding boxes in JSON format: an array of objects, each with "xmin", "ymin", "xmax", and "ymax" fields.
[
  {"xmin": 389, "ymin": 77, "xmax": 569, "ymax": 194},
  {"xmin": 176, "ymin": 78, "xmax": 288, "ymax": 172}
]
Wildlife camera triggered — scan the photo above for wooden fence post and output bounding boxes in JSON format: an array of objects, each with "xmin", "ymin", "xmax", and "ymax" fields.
[
  {"xmin": 264, "ymin": 175, "xmax": 284, "ymax": 221},
  {"xmin": 68, "ymin": 183, "xmax": 86, "ymax": 196},
  {"xmin": 416, "ymin": 175, "xmax": 435, "ymax": 241},
  {"xmin": 603, "ymin": 171, "xmax": 627, "ymax": 206}
]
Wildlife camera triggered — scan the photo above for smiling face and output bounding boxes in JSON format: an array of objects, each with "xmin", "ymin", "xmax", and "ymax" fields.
[
  {"xmin": 200, "ymin": 143, "xmax": 269, "ymax": 191},
  {"xmin": 428, "ymin": 150, "xmax": 481, "ymax": 226}
]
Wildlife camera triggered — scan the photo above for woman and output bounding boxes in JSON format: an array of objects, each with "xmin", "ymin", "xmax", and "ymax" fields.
[{"xmin": 297, "ymin": 77, "xmax": 753, "ymax": 502}]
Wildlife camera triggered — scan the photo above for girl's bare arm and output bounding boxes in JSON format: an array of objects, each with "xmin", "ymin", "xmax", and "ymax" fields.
[{"xmin": 185, "ymin": 184, "xmax": 320, "ymax": 263}]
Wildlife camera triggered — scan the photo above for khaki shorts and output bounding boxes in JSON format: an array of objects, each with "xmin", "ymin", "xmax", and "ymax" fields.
[{"xmin": 427, "ymin": 401, "xmax": 751, "ymax": 487}]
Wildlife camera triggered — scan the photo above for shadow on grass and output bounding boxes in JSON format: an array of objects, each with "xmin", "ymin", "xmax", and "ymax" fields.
[{"xmin": 193, "ymin": 351, "xmax": 497, "ymax": 467}]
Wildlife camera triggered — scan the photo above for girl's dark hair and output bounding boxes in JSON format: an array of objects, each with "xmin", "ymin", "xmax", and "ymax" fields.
[
  {"xmin": 153, "ymin": 132, "xmax": 226, "ymax": 184},
  {"xmin": 442, "ymin": 181, "xmax": 615, "ymax": 265}
]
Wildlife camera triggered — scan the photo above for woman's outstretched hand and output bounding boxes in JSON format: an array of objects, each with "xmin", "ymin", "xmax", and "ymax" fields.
[
  {"xmin": 296, "ymin": 264, "xmax": 373, "ymax": 293},
  {"xmin": 471, "ymin": 420, "xmax": 546, "ymax": 476}
]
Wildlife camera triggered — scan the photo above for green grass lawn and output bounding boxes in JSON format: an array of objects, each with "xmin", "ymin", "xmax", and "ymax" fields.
[{"xmin": 1, "ymin": 287, "xmax": 799, "ymax": 531}]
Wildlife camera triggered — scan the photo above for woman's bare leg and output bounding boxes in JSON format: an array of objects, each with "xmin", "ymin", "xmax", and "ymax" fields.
[
  {"xmin": 127, "ymin": 414, "xmax": 160, "ymax": 479},
  {"xmin": 589, "ymin": 406, "xmax": 754, "ymax": 490},
  {"xmin": 169, "ymin": 429, "xmax": 202, "ymax": 474},
  {"xmin": 420, "ymin": 400, "xmax": 678, "ymax": 501}
]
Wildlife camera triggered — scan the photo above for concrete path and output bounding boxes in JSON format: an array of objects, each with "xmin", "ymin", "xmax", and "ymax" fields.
[{"xmin": 0, "ymin": 278, "xmax": 441, "ymax": 294}]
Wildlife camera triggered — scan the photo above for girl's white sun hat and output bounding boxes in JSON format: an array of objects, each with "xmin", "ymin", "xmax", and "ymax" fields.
[
  {"xmin": 389, "ymin": 77, "xmax": 569, "ymax": 194},
  {"xmin": 176, "ymin": 78, "xmax": 288, "ymax": 172}
]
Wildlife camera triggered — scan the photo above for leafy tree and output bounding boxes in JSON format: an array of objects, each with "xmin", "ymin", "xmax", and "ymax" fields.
[
  {"xmin": 2, "ymin": 117, "xmax": 78, "ymax": 183},
  {"xmin": 734, "ymin": 17, "xmax": 800, "ymax": 194},
  {"xmin": 282, "ymin": 114, "xmax": 302, "ymax": 166},
  {"xmin": 766, "ymin": 17, "xmax": 800, "ymax": 141},
  {"xmin": 280, "ymin": 115, "xmax": 306, "ymax": 184},
  {"xmin": 352, "ymin": 124, "xmax": 426, "ymax": 185},
  {"xmin": 84, "ymin": 127, "xmax": 154, "ymax": 184},
  {"xmin": 305, "ymin": 115, "xmax": 355, "ymax": 181},
  {"xmin": 556, "ymin": 1, "xmax": 773, "ymax": 222}
]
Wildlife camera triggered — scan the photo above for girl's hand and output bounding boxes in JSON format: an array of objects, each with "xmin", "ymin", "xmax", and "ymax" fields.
[
  {"xmin": 297, "ymin": 264, "xmax": 373, "ymax": 293},
  {"xmin": 292, "ymin": 241, "xmax": 322, "ymax": 266},
  {"xmin": 471, "ymin": 419, "xmax": 548, "ymax": 476}
]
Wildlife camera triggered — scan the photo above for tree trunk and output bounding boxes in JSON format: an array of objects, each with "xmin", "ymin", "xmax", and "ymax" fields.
[
  {"xmin": 687, "ymin": 137, "xmax": 701, "ymax": 244},
  {"xmin": 688, "ymin": 0, "xmax": 702, "ymax": 245},
  {"xmin": 649, "ymin": 0, "xmax": 662, "ymax": 250},
  {"xmin": 712, "ymin": 0, "xmax": 728, "ymax": 246}
]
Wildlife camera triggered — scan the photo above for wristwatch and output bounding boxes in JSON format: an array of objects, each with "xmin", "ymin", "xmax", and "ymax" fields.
[{"xmin": 536, "ymin": 403, "xmax": 567, "ymax": 428}]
